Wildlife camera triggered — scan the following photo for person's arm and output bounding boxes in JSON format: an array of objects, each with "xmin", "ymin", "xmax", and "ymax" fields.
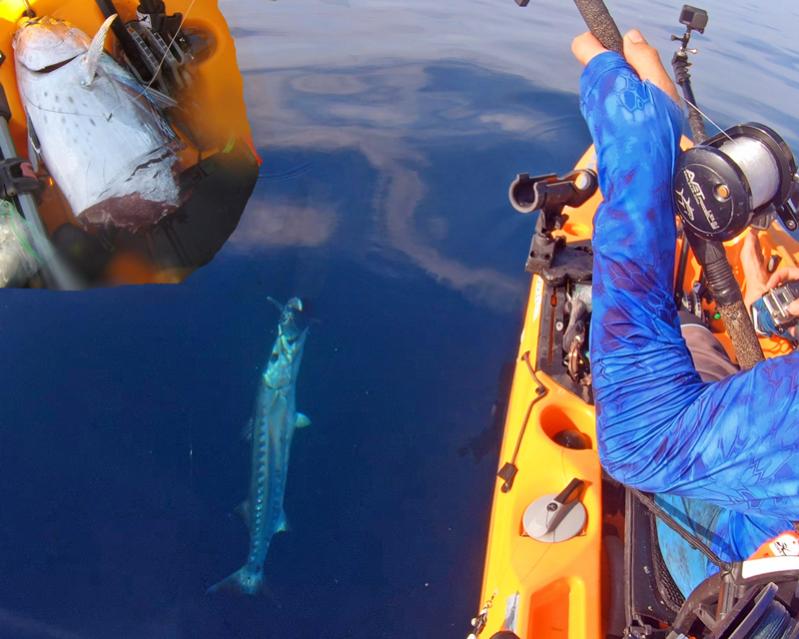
[{"xmin": 576, "ymin": 30, "xmax": 799, "ymax": 531}]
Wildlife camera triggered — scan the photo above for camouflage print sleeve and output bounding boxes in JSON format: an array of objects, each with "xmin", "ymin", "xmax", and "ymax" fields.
[{"xmin": 581, "ymin": 51, "xmax": 798, "ymax": 560}]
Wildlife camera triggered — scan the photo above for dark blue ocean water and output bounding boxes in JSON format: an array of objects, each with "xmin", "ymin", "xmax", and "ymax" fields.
[{"xmin": 2, "ymin": 1, "xmax": 799, "ymax": 637}]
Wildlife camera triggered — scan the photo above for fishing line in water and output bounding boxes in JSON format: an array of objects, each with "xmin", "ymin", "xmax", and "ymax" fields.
[{"xmin": 188, "ymin": 419, "xmax": 195, "ymax": 485}]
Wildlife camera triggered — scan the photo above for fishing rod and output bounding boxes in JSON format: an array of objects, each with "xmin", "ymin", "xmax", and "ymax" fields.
[
  {"xmin": 514, "ymin": 0, "xmax": 623, "ymax": 53},
  {"xmin": 667, "ymin": 5, "xmax": 766, "ymax": 370},
  {"xmin": 514, "ymin": 0, "xmax": 799, "ymax": 370},
  {"xmin": 580, "ymin": 0, "xmax": 764, "ymax": 371}
]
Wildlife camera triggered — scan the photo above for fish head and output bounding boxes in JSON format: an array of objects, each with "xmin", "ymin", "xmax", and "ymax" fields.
[
  {"xmin": 285, "ymin": 297, "xmax": 303, "ymax": 313},
  {"xmin": 277, "ymin": 298, "xmax": 308, "ymax": 347},
  {"xmin": 279, "ymin": 296, "xmax": 303, "ymax": 326},
  {"xmin": 13, "ymin": 16, "xmax": 91, "ymax": 72},
  {"xmin": 262, "ymin": 297, "xmax": 307, "ymax": 384}
]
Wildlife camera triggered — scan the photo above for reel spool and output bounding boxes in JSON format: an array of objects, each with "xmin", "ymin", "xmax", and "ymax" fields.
[{"xmin": 673, "ymin": 123, "xmax": 799, "ymax": 241}]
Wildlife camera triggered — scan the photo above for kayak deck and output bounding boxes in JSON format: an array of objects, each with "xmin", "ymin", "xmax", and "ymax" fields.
[{"xmin": 477, "ymin": 145, "xmax": 799, "ymax": 638}]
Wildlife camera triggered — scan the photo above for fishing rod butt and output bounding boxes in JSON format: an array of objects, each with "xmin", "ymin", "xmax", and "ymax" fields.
[
  {"xmin": 718, "ymin": 300, "xmax": 765, "ymax": 370},
  {"xmin": 687, "ymin": 234, "xmax": 764, "ymax": 369}
]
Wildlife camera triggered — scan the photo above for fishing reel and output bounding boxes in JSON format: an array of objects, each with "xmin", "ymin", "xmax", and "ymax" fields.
[{"xmin": 673, "ymin": 123, "xmax": 799, "ymax": 241}]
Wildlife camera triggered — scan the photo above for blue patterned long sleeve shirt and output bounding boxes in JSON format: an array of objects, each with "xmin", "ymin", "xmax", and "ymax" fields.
[{"xmin": 581, "ymin": 52, "xmax": 799, "ymax": 584}]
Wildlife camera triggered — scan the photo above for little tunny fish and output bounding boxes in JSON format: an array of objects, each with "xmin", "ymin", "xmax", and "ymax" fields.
[
  {"xmin": 209, "ymin": 297, "xmax": 311, "ymax": 595},
  {"xmin": 13, "ymin": 15, "xmax": 181, "ymax": 230}
]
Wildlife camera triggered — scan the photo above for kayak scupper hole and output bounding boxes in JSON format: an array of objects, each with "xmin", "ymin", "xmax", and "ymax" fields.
[{"xmin": 539, "ymin": 404, "xmax": 593, "ymax": 450}]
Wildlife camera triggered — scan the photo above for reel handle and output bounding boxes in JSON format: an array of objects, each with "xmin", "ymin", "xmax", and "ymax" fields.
[{"xmin": 573, "ymin": 0, "xmax": 624, "ymax": 54}]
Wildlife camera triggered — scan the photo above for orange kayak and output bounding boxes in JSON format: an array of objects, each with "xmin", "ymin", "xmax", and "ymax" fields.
[{"xmin": 473, "ymin": 144, "xmax": 799, "ymax": 639}]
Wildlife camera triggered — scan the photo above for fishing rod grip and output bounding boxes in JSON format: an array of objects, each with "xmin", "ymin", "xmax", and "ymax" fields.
[
  {"xmin": 573, "ymin": 0, "xmax": 624, "ymax": 54},
  {"xmin": 718, "ymin": 300, "xmax": 764, "ymax": 370},
  {"xmin": 689, "ymin": 234, "xmax": 764, "ymax": 369}
]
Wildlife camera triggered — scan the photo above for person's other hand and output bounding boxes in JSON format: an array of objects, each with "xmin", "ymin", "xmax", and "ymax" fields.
[
  {"xmin": 571, "ymin": 29, "xmax": 680, "ymax": 105},
  {"xmin": 767, "ymin": 266, "xmax": 799, "ymax": 318}
]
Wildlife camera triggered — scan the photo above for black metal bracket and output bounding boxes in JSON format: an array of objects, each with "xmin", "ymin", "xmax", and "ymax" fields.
[
  {"xmin": 497, "ymin": 352, "xmax": 548, "ymax": 493},
  {"xmin": 508, "ymin": 170, "xmax": 597, "ymax": 274},
  {"xmin": 0, "ymin": 158, "xmax": 41, "ymax": 199},
  {"xmin": 526, "ymin": 216, "xmax": 565, "ymax": 274}
]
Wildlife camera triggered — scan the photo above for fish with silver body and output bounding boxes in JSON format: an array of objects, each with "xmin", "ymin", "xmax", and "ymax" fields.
[
  {"xmin": 12, "ymin": 15, "xmax": 181, "ymax": 230},
  {"xmin": 209, "ymin": 297, "xmax": 311, "ymax": 595}
]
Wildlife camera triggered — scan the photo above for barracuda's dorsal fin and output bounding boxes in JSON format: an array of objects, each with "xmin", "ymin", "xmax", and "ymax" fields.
[
  {"xmin": 295, "ymin": 413, "xmax": 311, "ymax": 428},
  {"xmin": 80, "ymin": 13, "xmax": 116, "ymax": 87}
]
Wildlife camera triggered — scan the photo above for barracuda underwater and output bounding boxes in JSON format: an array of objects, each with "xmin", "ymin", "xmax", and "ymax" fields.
[{"xmin": 209, "ymin": 297, "xmax": 311, "ymax": 596}]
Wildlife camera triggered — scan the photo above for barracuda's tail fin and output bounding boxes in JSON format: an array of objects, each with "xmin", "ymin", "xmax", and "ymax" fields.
[{"xmin": 207, "ymin": 564, "xmax": 263, "ymax": 596}]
